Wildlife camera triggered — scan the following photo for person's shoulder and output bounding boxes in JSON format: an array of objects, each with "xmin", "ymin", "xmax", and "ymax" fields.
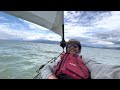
[
  {"xmin": 82, "ymin": 56, "xmax": 93, "ymax": 61},
  {"xmin": 81, "ymin": 56, "xmax": 94, "ymax": 63}
]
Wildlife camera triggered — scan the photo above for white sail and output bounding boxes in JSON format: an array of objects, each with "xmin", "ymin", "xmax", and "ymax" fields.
[{"xmin": 3, "ymin": 11, "xmax": 63, "ymax": 37}]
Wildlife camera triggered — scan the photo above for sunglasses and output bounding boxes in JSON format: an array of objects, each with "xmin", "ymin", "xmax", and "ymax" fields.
[{"xmin": 67, "ymin": 44, "xmax": 79, "ymax": 48}]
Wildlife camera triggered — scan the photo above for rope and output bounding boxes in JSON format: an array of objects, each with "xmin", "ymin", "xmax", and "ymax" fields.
[
  {"xmin": 34, "ymin": 24, "xmax": 66, "ymax": 79},
  {"xmin": 33, "ymin": 51, "xmax": 64, "ymax": 79}
]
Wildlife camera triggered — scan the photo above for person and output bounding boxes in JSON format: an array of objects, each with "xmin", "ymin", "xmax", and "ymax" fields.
[{"xmin": 40, "ymin": 39, "xmax": 120, "ymax": 79}]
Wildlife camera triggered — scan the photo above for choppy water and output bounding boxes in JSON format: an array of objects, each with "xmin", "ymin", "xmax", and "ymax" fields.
[{"xmin": 0, "ymin": 40, "xmax": 120, "ymax": 79}]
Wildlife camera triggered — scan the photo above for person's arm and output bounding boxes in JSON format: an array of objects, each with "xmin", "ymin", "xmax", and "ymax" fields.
[
  {"xmin": 82, "ymin": 57, "xmax": 120, "ymax": 79},
  {"xmin": 40, "ymin": 61, "xmax": 58, "ymax": 79}
]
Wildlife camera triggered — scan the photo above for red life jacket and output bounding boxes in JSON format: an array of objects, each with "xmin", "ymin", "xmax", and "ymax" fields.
[{"xmin": 54, "ymin": 53, "xmax": 90, "ymax": 79}]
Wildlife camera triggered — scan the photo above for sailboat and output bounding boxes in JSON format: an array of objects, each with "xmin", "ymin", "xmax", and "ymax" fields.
[
  {"xmin": 3, "ymin": 11, "xmax": 120, "ymax": 79},
  {"xmin": 3, "ymin": 11, "xmax": 66, "ymax": 79}
]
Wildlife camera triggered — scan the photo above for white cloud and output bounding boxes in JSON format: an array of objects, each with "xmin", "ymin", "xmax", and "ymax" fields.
[
  {"xmin": 18, "ymin": 18, "xmax": 49, "ymax": 31},
  {"xmin": 0, "ymin": 22, "xmax": 61, "ymax": 41},
  {"xmin": 65, "ymin": 25, "xmax": 89, "ymax": 37},
  {"xmin": 1, "ymin": 11, "xmax": 120, "ymax": 48},
  {"xmin": 0, "ymin": 17, "xmax": 8, "ymax": 21},
  {"xmin": 94, "ymin": 11, "xmax": 120, "ymax": 30},
  {"xmin": 64, "ymin": 11, "xmax": 80, "ymax": 23},
  {"xmin": 91, "ymin": 39, "xmax": 114, "ymax": 45}
]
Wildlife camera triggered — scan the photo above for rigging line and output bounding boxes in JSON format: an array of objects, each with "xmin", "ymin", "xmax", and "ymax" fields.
[{"xmin": 33, "ymin": 52, "xmax": 63, "ymax": 79}]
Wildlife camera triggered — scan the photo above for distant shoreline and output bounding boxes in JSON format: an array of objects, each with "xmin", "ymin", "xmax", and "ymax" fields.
[{"xmin": 0, "ymin": 39, "xmax": 120, "ymax": 50}]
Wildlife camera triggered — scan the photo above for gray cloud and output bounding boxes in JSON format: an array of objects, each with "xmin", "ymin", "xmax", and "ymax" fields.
[
  {"xmin": 1, "ymin": 11, "xmax": 120, "ymax": 49},
  {"xmin": 65, "ymin": 11, "xmax": 111, "ymax": 27},
  {"xmin": 65, "ymin": 11, "xmax": 120, "ymax": 49}
]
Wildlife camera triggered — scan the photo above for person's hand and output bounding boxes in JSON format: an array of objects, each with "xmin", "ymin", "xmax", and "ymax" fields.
[{"xmin": 48, "ymin": 74, "xmax": 58, "ymax": 79}]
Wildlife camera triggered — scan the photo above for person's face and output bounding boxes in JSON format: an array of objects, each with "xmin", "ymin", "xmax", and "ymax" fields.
[{"xmin": 67, "ymin": 43, "xmax": 80, "ymax": 54}]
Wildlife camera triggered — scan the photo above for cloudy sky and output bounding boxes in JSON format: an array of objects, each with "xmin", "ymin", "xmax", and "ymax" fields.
[{"xmin": 0, "ymin": 11, "xmax": 120, "ymax": 48}]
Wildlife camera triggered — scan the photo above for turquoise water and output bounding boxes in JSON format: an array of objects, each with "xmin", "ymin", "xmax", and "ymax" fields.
[{"xmin": 0, "ymin": 40, "xmax": 120, "ymax": 79}]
